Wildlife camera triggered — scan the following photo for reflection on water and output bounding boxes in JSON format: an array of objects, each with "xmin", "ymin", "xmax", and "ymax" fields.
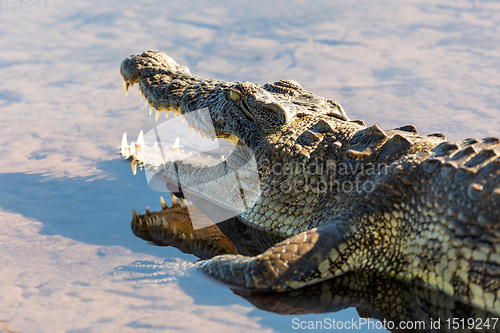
[{"xmin": 129, "ymin": 197, "xmax": 500, "ymax": 333}]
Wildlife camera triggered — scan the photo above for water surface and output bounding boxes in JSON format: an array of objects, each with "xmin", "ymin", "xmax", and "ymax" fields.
[{"xmin": 1, "ymin": 1, "xmax": 499, "ymax": 332}]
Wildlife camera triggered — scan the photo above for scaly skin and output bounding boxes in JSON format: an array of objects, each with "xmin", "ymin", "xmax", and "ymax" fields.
[
  {"xmin": 119, "ymin": 50, "xmax": 500, "ymax": 314},
  {"xmin": 129, "ymin": 202, "xmax": 499, "ymax": 332}
]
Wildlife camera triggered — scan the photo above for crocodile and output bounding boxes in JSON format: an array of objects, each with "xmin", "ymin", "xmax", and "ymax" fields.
[{"xmin": 119, "ymin": 50, "xmax": 500, "ymax": 314}]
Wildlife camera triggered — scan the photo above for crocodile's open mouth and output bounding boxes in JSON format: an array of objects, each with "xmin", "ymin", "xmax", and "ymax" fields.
[
  {"xmin": 120, "ymin": 110, "xmax": 237, "ymax": 176},
  {"xmin": 130, "ymin": 194, "xmax": 239, "ymax": 260},
  {"xmin": 119, "ymin": 82, "xmax": 261, "ymax": 226}
]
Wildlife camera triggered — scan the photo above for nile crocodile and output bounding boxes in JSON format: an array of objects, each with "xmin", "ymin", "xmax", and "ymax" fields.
[{"xmin": 119, "ymin": 50, "xmax": 500, "ymax": 314}]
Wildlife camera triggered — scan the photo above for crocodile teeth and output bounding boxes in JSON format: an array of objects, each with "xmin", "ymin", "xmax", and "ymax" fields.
[
  {"xmin": 154, "ymin": 216, "xmax": 161, "ymax": 226},
  {"xmin": 162, "ymin": 217, "xmax": 169, "ymax": 228},
  {"xmin": 172, "ymin": 226, "xmax": 179, "ymax": 236},
  {"xmin": 165, "ymin": 112, "xmax": 169, "ymax": 120},
  {"xmin": 155, "ymin": 109, "xmax": 161, "ymax": 121},
  {"xmin": 172, "ymin": 137, "xmax": 180, "ymax": 150},
  {"xmin": 160, "ymin": 196, "xmax": 167, "ymax": 209},
  {"xmin": 136, "ymin": 130, "xmax": 144, "ymax": 146},
  {"xmin": 131, "ymin": 159, "xmax": 137, "ymax": 175},
  {"xmin": 121, "ymin": 133, "xmax": 130, "ymax": 158},
  {"xmin": 124, "ymin": 82, "xmax": 131, "ymax": 96},
  {"xmin": 171, "ymin": 193, "xmax": 179, "ymax": 206},
  {"xmin": 135, "ymin": 131, "xmax": 144, "ymax": 161}
]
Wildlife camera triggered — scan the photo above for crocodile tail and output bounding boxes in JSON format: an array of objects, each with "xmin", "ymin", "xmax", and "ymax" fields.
[{"xmin": 197, "ymin": 223, "xmax": 355, "ymax": 291}]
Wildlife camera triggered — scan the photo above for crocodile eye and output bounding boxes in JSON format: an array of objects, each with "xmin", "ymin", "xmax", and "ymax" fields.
[{"xmin": 229, "ymin": 90, "xmax": 241, "ymax": 103}]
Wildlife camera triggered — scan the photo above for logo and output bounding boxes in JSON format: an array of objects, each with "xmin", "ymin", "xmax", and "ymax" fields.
[{"xmin": 140, "ymin": 107, "xmax": 260, "ymax": 229}]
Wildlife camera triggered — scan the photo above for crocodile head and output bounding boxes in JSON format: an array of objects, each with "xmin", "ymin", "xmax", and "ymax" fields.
[
  {"xmin": 120, "ymin": 50, "xmax": 349, "ymax": 148},
  {"xmin": 119, "ymin": 50, "xmax": 356, "ymax": 234}
]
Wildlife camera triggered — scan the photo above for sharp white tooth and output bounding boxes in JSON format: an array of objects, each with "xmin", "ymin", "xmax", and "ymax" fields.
[
  {"xmin": 121, "ymin": 132, "xmax": 128, "ymax": 145},
  {"xmin": 181, "ymin": 233, "xmax": 186, "ymax": 240},
  {"xmin": 124, "ymin": 82, "xmax": 130, "ymax": 96},
  {"xmin": 172, "ymin": 137, "xmax": 180, "ymax": 150},
  {"xmin": 162, "ymin": 217, "xmax": 169, "ymax": 228},
  {"xmin": 181, "ymin": 115, "xmax": 186, "ymax": 122},
  {"xmin": 131, "ymin": 159, "xmax": 137, "ymax": 175},
  {"xmin": 171, "ymin": 194, "xmax": 179, "ymax": 206},
  {"xmin": 189, "ymin": 233, "xmax": 194, "ymax": 240},
  {"xmin": 165, "ymin": 112, "xmax": 169, "ymax": 119},
  {"xmin": 121, "ymin": 133, "xmax": 129, "ymax": 157},
  {"xmin": 129, "ymin": 144, "xmax": 135, "ymax": 156},
  {"xmin": 155, "ymin": 109, "xmax": 161, "ymax": 121},
  {"xmin": 137, "ymin": 131, "xmax": 144, "ymax": 146},
  {"xmin": 160, "ymin": 196, "xmax": 167, "ymax": 209},
  {"xmin": 136, "ymin": 145, "xmax": 144, "ymax": 162},
  {"xmin": 172, "ymin": 226, "xmax": 178, "ymax": 236}
]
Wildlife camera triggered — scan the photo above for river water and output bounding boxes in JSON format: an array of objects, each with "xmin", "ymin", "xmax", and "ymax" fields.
[{"xmin": 0, "ymin": 0, "xmax": 499, "ymax": 332}]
